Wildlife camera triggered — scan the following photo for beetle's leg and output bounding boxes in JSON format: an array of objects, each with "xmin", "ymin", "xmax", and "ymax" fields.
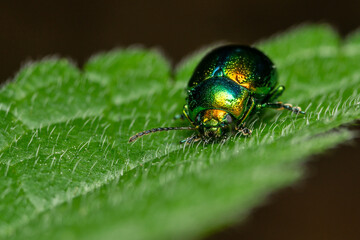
[
  {"xmin": 261, "ymin": 85, "xmax": 304, "ymax": 114},
  {"xmin": 180, "ymin": 135, "xmax": 201, "ymax": 144},
  {"xmin": 267, "ymin": 85, "xmax": 285, "ymax": 102},
  {"xmin": 178, "ymin": 105, "xmax": 200, "ymax": 144},
  {"xmin": 236, "ymin": 125, "xmax": 252, "ymax": 136},
  {"xmin": 232, "ymin": 97, "xmax": 255, "ymax": 138},
  {"xmin": 236, "ymin": 97, "xmax": 255, "ymax": 129},
  {"xmin": 182, "ymin": 104, "xmax": 195, "ymax": 126},
  {"xmin": 236, "ymin": 123, "xmax": 252, "ymax": 136},
  {"xmin": 258, "ymin": 102, "xmax": 305, "ymax": 114}
]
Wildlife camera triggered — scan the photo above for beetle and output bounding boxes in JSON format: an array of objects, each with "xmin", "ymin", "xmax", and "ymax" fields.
[{"xmin": 128, "ymin": 45, "xmax": 304, "ymax": 144}]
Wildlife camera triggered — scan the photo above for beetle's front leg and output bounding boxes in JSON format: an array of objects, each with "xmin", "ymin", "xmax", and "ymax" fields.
[
  {"xmin": 182, "ymin": 104, "xmax": 196, "ymax": 126},
  {"xmin": 239, "ymin": 127, "xmax": 252, "ymax": 136},
  {"xmin": 236, "ymin": 124, "xmax": 252, "ymax": 136},
  {"xmin": 257, "ymin": 102, "xmax": 305, "ymax": 114},
  {"xmin": 180, "ymin": 135, "xmax": 201, "ymax": 144}
]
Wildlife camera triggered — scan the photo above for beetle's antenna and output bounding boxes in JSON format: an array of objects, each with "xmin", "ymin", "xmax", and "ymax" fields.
[{"xmin": 128, "ymin": 126, "xmax": 196, "ymax": 143}]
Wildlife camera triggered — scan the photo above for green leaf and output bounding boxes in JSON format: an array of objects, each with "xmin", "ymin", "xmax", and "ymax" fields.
[{"xmin": 1, "ymin": 24, "xmax": 359, "ymax": 240}]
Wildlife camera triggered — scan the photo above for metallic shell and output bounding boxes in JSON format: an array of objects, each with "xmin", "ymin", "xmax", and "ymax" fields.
[
  {"xmin": 187, "ymin": 77, "xmax": 250, "ymax": 121},
  {"xmin": 188, "ymin": 45, "xmax": 277, "ymax": 98}
]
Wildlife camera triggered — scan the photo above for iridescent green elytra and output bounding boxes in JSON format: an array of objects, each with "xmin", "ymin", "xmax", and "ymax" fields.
[{"xmin": 129, "ymin": 45, "xmax": 304, "ymax": 144}]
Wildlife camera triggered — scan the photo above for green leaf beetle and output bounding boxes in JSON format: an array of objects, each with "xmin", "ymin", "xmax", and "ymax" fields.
[{"xmin": 129, "ymin": 45, "xmax": 304, "ymax": 144}]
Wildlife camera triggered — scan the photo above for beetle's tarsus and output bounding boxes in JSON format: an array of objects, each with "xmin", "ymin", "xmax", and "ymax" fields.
[
  {"xmin": 180, "ymin": 135, "xmax": 201, "ymax": 144},
  {"xmin": 239, "ymin": 127, "xmax": 252, "ymax": 136},
  {"xmin": 262, "ymin": 102, "xmax": 305, "ymax": 114},
  {"xmin": 281, "ymin": 103, "xmax": 305, "ymax": 114}
]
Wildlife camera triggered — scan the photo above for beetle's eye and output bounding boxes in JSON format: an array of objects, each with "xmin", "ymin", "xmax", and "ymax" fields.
[{"xmin": 226, "ymin": 114, "xmax": 233, "ymax": 123}]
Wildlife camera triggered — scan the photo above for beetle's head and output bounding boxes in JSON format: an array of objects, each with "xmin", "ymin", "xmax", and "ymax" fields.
[{"xmin": 196, "ymin": 109, "xmax": 236, "ymax": 140}]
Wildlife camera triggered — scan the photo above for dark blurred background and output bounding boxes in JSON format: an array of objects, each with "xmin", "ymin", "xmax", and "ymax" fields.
[{"xmin": 1, "ymin": 1, "xmax": 359, "ymax": 239}]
